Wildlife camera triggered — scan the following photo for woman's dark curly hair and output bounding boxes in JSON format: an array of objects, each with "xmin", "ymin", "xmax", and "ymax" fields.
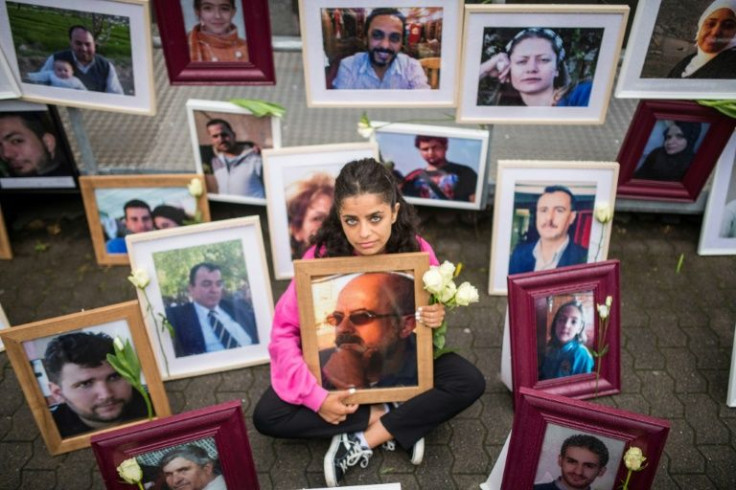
[{"xmin": 313, "ymin": 158, "xmax": 420, "ymax": 258}]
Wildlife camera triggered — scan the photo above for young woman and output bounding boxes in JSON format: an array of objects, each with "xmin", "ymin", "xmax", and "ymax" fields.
[
  {"xmin": 479, "ymin": 27, "xmax": 591, "ymax": 107},
  {"xmin": 538, "ymin": 300, "xmax": 594, "ymax": 381},
  {"xmin": 253, "ymin": 158, "xmax": 485, "ymax": 487},
  {"xmin": 188, "ymin": 0, "xmax": 248, "ymax": 62},
  {"xmin": 634, "ymin": 121, "xmax": 702, "ymax": 182}
]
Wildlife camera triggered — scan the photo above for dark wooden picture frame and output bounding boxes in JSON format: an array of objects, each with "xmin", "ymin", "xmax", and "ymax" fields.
[
  {"xmin": 91, "ymin": 400, "xmax": 259, "ymax": 489},
  {"xmin": 508, "ymin": 260, "xmax": 621, "ymax": 405},
  {"xmin": 154, "ymin": 0, "xmax": 275, "ymax": 85},
  {"xmin": 294, "ymin": 252, "xmax": 432, "ymax": 405},
  {"xmin": 503, "ymin": 387, "xmax": 670, "ymax": 489},
  {"xmin": 617, "ymin": 100, "xmax": 736, "ymax": 202}
]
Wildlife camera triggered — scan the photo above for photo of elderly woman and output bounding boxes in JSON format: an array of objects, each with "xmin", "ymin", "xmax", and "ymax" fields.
[
  {"xmin": 633, "ymin": 119, "xmax": 708, "ymax": 182},
  {"xmin": 181, "ymin": 0, "xmax": 248, "ymax": 62},
  {"xmin": 477, "ymin": 27, "xmax": 604, "ymax": 107},
  {"xmin": 536, "ymin": 293, "xmax": 595, "ymax": 381}
]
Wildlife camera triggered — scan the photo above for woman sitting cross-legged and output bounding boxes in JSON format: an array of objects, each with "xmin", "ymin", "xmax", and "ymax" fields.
[{"xmin": 253, "ymin": 158, "xmax": 485, "ymax": 487}]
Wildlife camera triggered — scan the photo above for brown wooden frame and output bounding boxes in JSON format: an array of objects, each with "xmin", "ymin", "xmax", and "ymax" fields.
[
  {"xmin": 294, "ymin": 252, "xmax": 432, "ymax": 404},
  {"xmin": 0, "ymin": 301, "xmax": 171, "ymax": 455},
  {"xmin": 79, "ymin": 175, "xmax": 210, "ymax": 266},
  {"xmin": 0, "ymin": 204, "xmax": 10, "ymax": 259}
]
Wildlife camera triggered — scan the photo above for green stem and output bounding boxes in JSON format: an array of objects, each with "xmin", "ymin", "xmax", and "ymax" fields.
[
  {"xmin": 594, "ymin": 318, "xmax": 608, "ymax": 398},
  {"xmin": 137, "ymin": 482, "xmax": 144, "ymax": 490},
  {"xmin": 621, "ymin": 469, "xmax": 632, "ymax": 490},
  {"xmin": 133, "ymin": 382, "xmax": 153, "ymax": 420},
  {"xmin": 142, "ymin": 288, "xmax": 170, "ymax": 376},
  {"xmin": 595, "ymin": 224, "xmax": 605, "ymax": 261}
]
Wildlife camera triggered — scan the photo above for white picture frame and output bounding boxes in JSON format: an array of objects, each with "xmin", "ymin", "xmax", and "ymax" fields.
[
  {"xmin": 698, "ymin": 130, "xmax": 736, "ymax": 255},
  {"xmin": 0, "ymin": 302, "xmax": 9, "ymax": 351},
  {"xmin": 186, "ymin": 99, "xmax": 282, "ymax": 206},
  {"xmin": 298, "ymin": 0, "xmax": 462, "ymax": 108},
  {"xmin": 457, "ymin": 5, "xmax": 628, "ymax": 125},
  {"xmin": 0, "ymin": 0, "xmax": 156, "ymax": 115},
  {"xmin": 616, "ymin": 0, "xmax": 736, "ymax": 99},
  {"xmin": 728, "ymin": 322, "xmax": 736, "ymax": 407},
  {"xmin": 488, "ymin": 160, "xmax": 619, "ymax": 295},
  {"xmin": 371, "ymin": 122, "xmax": 490, "ymax": 210},
  {"xmin": 126, "ymin": 217, "xmax": 274, "ymax": 380},
  {"xmin": 263, "ymin": 142, "xmax": 378, "ymax": 280},
  {"xmin": 0, "ymin": 48, "xmax": 21, "ymax": 99}
]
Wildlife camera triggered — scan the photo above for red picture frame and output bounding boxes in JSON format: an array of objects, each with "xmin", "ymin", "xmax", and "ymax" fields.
[
  {"xmin": 508, "ymin": 260, "xmax": 621, "ymax": 406},
  {"xmin": 91, "ymin": 400, "xmax": 259, "ymax": 489},
  {"xmin": 616, "ymin": 100, "xmax": 736, "ymax": 202},
  {"xmin": 154, "ymin": 0, "xmax": 275, "ymax": 85},
  {"xmin": 503, "ymin": 387, "xmax": 670, "ymax": 489}
]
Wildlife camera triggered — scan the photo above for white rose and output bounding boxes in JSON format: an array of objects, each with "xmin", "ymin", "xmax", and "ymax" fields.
[
  {"xmin": 422, "ymin": 267, "xmax": 444, "ymax": 295},
  {"xmin": 438, "ymin": 280, "xmax": 457, "ymax": 304},
  {"xmin": 128, "ymin": 269, "xmax": 150, "ymax": 289},
  {"xmin": 623, "ymin": 446, "xmax": 646, "ymax": 471},
  {"xmin": 117, "ymin": 458, "xmax": 143, "ymax": 484},
  {"xmin": 188, "ymin": 178, "xmax": 203, "ymax": 197},
  {"xmin": 438, "ymin": 261, "xmax": 456, "ymax": 284},
  {"xmin": 594, "ymin": 203, "xmax": 613, "ymax": 224},
  {"xmin": 597, "ymin": 303, "xmax": 610, "ymax": 320},
  {"xmin": 455, "ymin": 282, "xmax": 479, "ymax": 306}
]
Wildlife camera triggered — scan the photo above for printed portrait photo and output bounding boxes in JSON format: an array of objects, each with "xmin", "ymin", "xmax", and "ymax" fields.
[
  {"xmin": 311, "ymin": 271, "xmax": 418, "ymax": 390},
  {"xmin": 94, "ymin": 187, "xmax": 200, "ymax": 255},
  {"xmin": 533, "ymin": 423, "xmax": 625, "ymax": 490},
  {"xmin": 0, "ymin": 103, "xmax": 76, "ymax": 190},
  {"xmin": 720, "ymin": 157, "xmax": 736, "ymax": 239},
  {"xmin": 190, "ymin": 108, "xmax": 275, "ymax": 204},
  {"xmin": 534, "ymin": 291, "xmax": 596, "ymax": 382},
  {"xmin": 632, "ymin": 119, "xmax": 710, "ymax": 182},
  {"xmin": 286, "ymin": 171, "xmax": 335, "ymax": 261},
  {"xmin": 180, "ymin": 0, "xmax": 249, "ymax": 63},
  {"xmin": 5, "ymin": 1, "xmax": 136, "ymax": 95},
  {"xmin": 640, "ymin": 0, "xmax": 736, "ymax": 80},
  {"xmin": 152, "ymin": 239, "xmax": 259, "ymax": 359},
  {"xmin": 322, "ymin": 7, "xmax": 443, "ymax": 90},
  {"xmin": 132, "ymin": 436, "xmax": 228, "ymax": 489},
  {"xmin": 508, "ymin": 181, "xmax": 595, "ymax": 276},
  {"xmin": 374, "ymin": 128, "xmax": 486, "ymax": 206},
  {"xmin": 22, "ymin": 322, "xmax": 152, "ymax": 440},
  {"xmin": 477, "ymin": 27, "xmax": 603, "ymax": 108}
]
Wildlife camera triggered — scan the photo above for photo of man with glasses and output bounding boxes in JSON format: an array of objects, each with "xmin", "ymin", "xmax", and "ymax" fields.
[
  {"xmin": 331, "ymin": 8, "xmax": 430, "ymax": 90},
  {"xmin": 319, "ymin": 272, "xmax": 417, "ymax": 390}
]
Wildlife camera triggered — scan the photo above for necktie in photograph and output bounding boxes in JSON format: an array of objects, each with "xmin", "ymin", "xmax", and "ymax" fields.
[{"xmin": 208, "ymin": 310, "xmax": 240, "ymax": 349}]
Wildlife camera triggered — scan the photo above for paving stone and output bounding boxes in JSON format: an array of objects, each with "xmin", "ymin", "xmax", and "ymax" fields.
[
  {"xmin": 661, "ymin": 348, "xmax": 707, "ymax": 393},
  {"xmin": 449, "ymin": 419, "xmax": 488, "ymax": 473},
  {"xmin": 0, "ymin": 441, "xmax": 32, "ymax": 490},
  {"xmin": 671, "ymin": 474, "xmax": 716, "ymax": 489},
  {"xmin": 700, "ymin": 445, "xmax": 736, "ymax": 490},
  {"xmin": 679, "ymin": 393, "xmax": 730, "ymax": 445},
  {"xmin": 665, "ymin": 418, "xmax": 705, "ymax": 474},
  {"xmin": 414, "ymin": 445, "xmax": 455, "ymax": 489},
  {"xmin": 686, "ymin": 327, "xmax": 729, "ymax": 370},
  {"xmin": 626, "ymin": 329, "xmax": 665, "ymax": 370},
  {"xmin": 639, "ymin": 371, "xmax": 684, "ymax": 419}
]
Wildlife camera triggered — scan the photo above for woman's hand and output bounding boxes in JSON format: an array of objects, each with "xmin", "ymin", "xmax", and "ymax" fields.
[
  {"xmin": 415, "ymin": 303, "xmax": 446, "ymax": 329},
  {"xmin": 318, "ymin": 390, "xmax": 359, "ymax": 425},
  {"xmin": 479, "ymin": 52, "xmax": 511, "ymax": 82}
]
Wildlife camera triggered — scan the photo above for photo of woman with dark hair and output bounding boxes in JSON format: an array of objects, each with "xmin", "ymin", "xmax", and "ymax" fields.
[
  {"xmin": 634, "ymin": 120, "xmax": 704, "ymax": 181},
  {"xmin": 538, "ymin": 300, "xmax": 594, "ymax": 381},
  {"xmin": 478, "ymin": 27, "xmax": 598, "ymax": 107}
]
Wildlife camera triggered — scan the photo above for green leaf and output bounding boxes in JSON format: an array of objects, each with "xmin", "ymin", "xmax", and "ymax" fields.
[
  {"xmin": 229, "ymin": 98, "xmax": 286, "ymax": 118},
  {"xmin": 124, "ymin": 342, "xmax": 141, "ymax": 377},
  {"xmin": 106, "ymin": 354, "xmax": 132, "ymax": 378},
  {"xmin": 697, "ymin": 100, "xmax": 736, "ymax": 119},
  {"xmin": 599, "ymin": 345, "xmax": 609, "ymax": 357}
]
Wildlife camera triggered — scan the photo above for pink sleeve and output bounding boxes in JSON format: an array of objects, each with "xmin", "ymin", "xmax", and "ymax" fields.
[
  {"xmin": 417, "ymin": 236, "xmax": 440, "ymax": 266},
  {"xmin": 268, "ymin": 247, "xmax": 329, "ymax": 412}
]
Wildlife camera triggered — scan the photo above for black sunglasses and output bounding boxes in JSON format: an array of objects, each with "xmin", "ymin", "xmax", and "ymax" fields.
[
  {"xmin": 326, "ymin": 309, "xmax": 401, "ymax": 327},
  {"xmin": 370, "ymin": 29, "xmax": 402, "ymax": 44}
]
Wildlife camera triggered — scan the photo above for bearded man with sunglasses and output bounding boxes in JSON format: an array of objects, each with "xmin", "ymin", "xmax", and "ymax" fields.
[
  {"xmin": 332, "ymin": 8, "xmax": 430, "ymax": 90},
  {"xmin": 320, "ymin": 272, "xmax": 417, "ymax": 389}
]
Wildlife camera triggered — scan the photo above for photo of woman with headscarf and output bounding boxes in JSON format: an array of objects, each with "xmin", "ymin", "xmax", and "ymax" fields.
[
  {"xmin": 634, "ymin": 120, "xmax": 704, "ymax": 181},
  {"xmin": 478, "ymin": 27, "xmax": 602, "ymax": 107},
  {"xmin": 668, "ymin": 0, "xmax": 736, "ymax": 79}
]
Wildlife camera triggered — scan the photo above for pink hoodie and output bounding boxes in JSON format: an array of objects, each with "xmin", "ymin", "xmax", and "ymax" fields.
[{"xmin": 268, "ymin": 237, "xmax": 439, "ymax": 412}]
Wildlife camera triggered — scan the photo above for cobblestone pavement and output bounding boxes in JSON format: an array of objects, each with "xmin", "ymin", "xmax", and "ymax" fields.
[{"xmin": 0, "ymin": 192, "xmax": 734, "ymax": 489}]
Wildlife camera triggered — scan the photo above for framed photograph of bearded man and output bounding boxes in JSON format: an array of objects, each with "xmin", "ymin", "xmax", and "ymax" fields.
[
  {"xmin": 0, "ymin": 0, "xmax": 155, "ymax": 115},
  {"xmin": 616, "ymin": 0, "xmax": 736, "ymax": 99},
  {"xmin": 488, "ymin": 160, "xmax": 619, "ymax": 296},
  {"xmin": 294, "ymin": 252, "xmax": 432, "ymax": 405},
  {"xmin": 502, "ymin": 388, "xmax": 670, "ymax": 489},
  {"xmin": 154, "ymin": 0, "xmax": 275, "ymax": 85},
  {"xmin": 299, "ymin": 0, "xmax": 463, "ymax": 107},
  {"xmin": 0, "ymin": 100, "xmax": 77, "ymax": 190},
  {"xmin": 0, "ymin": 301, "xmax": 170, "ymax": 455}
]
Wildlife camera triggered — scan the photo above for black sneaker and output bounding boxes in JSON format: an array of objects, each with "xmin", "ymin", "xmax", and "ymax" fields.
[
  {"xmin": 324, "ymin": 432, "xmax": 373, "ymax": 487},
  {"xmin": 381, "ymin": 437, "xmax": 425, "ymax": 465}
]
